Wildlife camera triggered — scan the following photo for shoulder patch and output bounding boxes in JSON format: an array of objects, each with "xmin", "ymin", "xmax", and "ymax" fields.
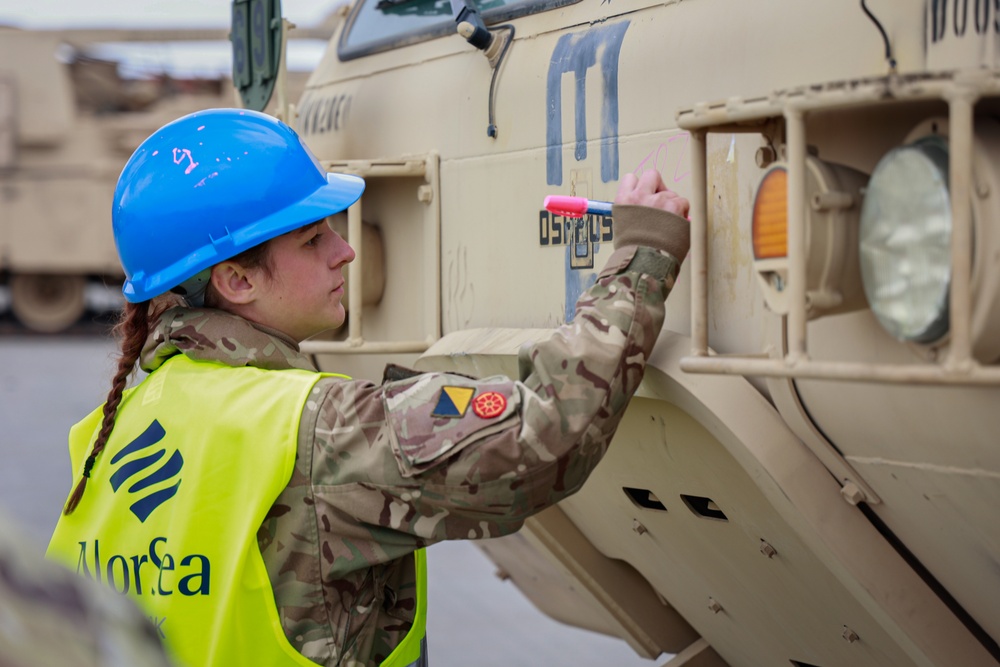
[
  {"xmin": 471, "ymin": 391, "xmax": 506, "ymax": 419},
  {"xmin": 432, "ymin": 386, "xmax": 475, "ymax": 418},
  {"xmin": 383, "ymin": 373, "xmax": 520, "ymax": 477}
]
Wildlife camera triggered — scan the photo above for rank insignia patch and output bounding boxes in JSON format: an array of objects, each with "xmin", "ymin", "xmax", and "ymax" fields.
[
  {"xmin": 432, "ymin": 386, "xmax": 476, "ymax": 418},
  {"xmin": 472, "ymin": 391, "xmax": 507, "ymax": 419}
]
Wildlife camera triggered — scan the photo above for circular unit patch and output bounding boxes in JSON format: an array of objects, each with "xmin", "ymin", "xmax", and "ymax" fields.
[{"xmin": 472, "ymin": 391, "xmax": 507, "ymax": 419}]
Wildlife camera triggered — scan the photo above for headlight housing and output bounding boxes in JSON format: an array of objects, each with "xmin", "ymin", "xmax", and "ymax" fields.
[
  {"xmin": 750, "ymin": 157, "xmax": 867, "ymax": 320},
  {"xmin": 859, "ymin": 135, "xmax": 952, "ymax": 344}
]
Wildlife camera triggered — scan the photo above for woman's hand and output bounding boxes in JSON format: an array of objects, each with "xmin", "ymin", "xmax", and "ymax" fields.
[{"xmin": 615, "ymin": 171, "xmax": 690, "ymax": 219}]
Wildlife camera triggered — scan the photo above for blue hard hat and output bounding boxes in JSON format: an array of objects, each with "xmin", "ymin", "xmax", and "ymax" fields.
[{"xmin": 112, "ymin": 108, "xmax": 365, "ymax": 303}]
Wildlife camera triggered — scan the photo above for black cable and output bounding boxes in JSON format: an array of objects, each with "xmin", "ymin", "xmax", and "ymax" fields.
[
  {"xmin": 861, "ymin": 0, "xmax": 897, "ymax": 72},
  {"xmin": 487, "ymin": 24, "xmax": 515, "ymax": 139}
]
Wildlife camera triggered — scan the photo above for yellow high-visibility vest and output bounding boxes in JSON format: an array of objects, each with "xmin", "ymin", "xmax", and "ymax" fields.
[{"xmin": 48, "ymin": 354, "xmax": 427, "ymax": 667}]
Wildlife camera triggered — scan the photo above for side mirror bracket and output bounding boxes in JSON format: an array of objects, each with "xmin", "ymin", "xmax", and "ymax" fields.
[{"xmin": 449, "ymin": 0, "xmax": 515, "ymax": 138}]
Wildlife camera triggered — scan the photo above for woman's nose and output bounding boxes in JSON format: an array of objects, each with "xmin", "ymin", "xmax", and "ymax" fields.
[{"xmin": 330, "ymin": 231, "xmax": 356, "ymax": 267}]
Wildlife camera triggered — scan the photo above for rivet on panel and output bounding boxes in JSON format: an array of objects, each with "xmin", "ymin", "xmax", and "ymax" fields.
[
  {"xmin": 842, "ymin": 626, "xmax": 860, "ymax": 643},
  {"xmin": 759, "ymin": 539, "xmax": 777, "ymax": 558},
  {"xmin": 632, "ymin": 519, "xmax": 648, "ymax": 536},
  {"xmin": 707, "ymin": 597, "xmax": 723, "ymax": 614}
]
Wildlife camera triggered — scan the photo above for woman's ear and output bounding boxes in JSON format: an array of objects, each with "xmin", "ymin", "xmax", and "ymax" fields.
[{"xmin": 210, "ymin": 261, "xmax": 257, "ymax": 305}]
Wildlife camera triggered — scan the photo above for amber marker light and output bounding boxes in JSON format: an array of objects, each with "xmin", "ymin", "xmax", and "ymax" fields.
[{"xmin": 752, "ymin": 167, "xmax": 789, "ymax": 259}]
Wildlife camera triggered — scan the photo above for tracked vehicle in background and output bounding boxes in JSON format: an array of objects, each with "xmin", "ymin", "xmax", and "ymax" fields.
[{"xmin": 236, "ymin": 1, "xmax": 1000, "ymax": 665}]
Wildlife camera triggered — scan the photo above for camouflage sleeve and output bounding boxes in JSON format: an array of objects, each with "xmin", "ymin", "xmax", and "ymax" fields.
[{"xmin": 306, "ymin": 207, "xmax": 683, "ymax": 568}]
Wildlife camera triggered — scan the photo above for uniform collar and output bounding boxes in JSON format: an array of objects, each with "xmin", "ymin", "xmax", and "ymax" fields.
[{"xmin": 142, "ymin": 306, "xmax": 317, "ymax": 373}]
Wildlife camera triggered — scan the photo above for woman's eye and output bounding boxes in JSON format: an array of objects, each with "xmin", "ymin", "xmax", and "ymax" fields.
[{"xmin": 306, "ymin": 233, "xmax": 323, "ymax": 247}]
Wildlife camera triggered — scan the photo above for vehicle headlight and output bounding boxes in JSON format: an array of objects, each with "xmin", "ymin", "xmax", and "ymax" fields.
[{"xmin": 859, "ymin": 136, "xmax": 952, "ymax": 344}]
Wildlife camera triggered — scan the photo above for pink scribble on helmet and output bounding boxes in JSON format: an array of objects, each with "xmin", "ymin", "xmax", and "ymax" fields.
[
  {"xmin": 193, "ymin": 172, "xmax": 220, "ymax": 188},
  {"xmin": 172, "ymin": 148, "xmax": 199, "ymax": 175}
]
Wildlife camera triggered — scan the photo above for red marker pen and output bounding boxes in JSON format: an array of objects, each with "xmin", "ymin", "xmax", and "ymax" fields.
[{"xmin": 543, "ymin": 195, "xmax": 613, "ymax": 218}]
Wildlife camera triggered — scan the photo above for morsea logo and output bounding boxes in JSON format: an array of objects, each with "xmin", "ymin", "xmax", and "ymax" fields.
[{"xmin": 109, "ymin": 419, "xmax": 183, "ymax": 523}]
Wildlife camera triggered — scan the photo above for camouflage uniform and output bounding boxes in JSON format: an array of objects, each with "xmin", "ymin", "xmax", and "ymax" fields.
[
  {"xmin": 0, "ymin": 510, "xmax": 173, "ymax": 667},
  {"xmin": 137, "ymin": 204, "xmax": 687, "ymax": 667}
]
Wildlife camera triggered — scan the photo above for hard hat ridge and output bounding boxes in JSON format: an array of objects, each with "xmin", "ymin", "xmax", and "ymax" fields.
[{"xmin": 112, "ymin": 108, "xmax": 365, "ymax": 303}]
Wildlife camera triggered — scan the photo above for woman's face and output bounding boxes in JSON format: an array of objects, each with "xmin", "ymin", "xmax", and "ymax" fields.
[{"xmin": 244, "ymin": 221, "xmax": 356, "ymax": 342}]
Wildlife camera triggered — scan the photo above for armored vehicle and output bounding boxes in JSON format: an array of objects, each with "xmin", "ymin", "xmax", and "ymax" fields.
[
  {"xmin": 238, "ymin": 1, "xmax": 1000, "ymax": 665},
  {"xmin": 0, "ymin": 27, "xmax": 232, "ymax": 332},
  {"xmin": 0, "ymin": 21, "xmax": 329, "ymax": 332}
]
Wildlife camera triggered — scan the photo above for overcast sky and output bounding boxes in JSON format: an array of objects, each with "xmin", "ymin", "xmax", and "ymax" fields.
[
  {"xmin": 0, "ymin": 1, "xmax": 346, "ymax": 76},
  {"xmin": 0, "ymin": 0, "xmax": 342, "ymax": 29}
]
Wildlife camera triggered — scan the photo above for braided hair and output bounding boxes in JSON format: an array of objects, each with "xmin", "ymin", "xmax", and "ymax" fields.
[{"xmin": 62, "ymin": 300, "xmax": 155, "ymax": 515}]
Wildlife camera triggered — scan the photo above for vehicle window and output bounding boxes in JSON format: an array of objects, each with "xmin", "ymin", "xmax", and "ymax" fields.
[{"xmin": 339, "ymin": 0, "xmax": 580, "ymax": 60}]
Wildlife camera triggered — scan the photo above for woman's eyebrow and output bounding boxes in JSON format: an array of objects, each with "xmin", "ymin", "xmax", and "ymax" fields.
[{"xmin": 293, "ymin": 221, "xmax": 325, "ymax": 236}]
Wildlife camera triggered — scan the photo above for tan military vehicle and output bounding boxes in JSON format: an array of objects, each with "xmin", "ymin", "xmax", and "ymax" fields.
[
  {"xmin": 0, "ymin": 21, "xmax": 329, "ymax": 333},
  {"xmin": 0, "ymin": 27, "xmax": 231, "ymax": 332},
  {"xmin": 244, "ymin": 1, "xmax": 1000, "ymax": 665}
]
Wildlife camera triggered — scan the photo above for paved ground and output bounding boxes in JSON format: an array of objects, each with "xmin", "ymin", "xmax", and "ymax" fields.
[{"xmin": 0, "ymin": 330, "xmax": 662, "ymax": 667}]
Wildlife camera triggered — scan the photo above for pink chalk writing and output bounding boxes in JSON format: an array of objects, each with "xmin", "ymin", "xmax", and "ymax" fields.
[
  {"xmin": 194, "ymin": 172, "xmax": 220, "ymax": 188},
  {"xmin": 172, "ymin": 148, "xmax": 199, "ymax": 175},
  {"xmin": 630, "ymin": 133, "xmax": 689, "ymax": 184}
]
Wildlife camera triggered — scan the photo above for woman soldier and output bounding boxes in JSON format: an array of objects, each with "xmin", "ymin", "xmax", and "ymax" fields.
[{"xmin": 47, "ymin": 108, "xmax": 690, "ymax": 667}]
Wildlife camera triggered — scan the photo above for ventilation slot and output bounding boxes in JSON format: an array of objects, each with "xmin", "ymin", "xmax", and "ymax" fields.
[
  {"xmin": 623, "ymin": 487, "xmax": 667, "ymax": 511},
  {"xmin": 681, "ymin": 494, "xmax": 728, "ymax": 521},
  {"xmin": 790, "ymin": 661, "xmax": 822, "ymax": 667}
]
